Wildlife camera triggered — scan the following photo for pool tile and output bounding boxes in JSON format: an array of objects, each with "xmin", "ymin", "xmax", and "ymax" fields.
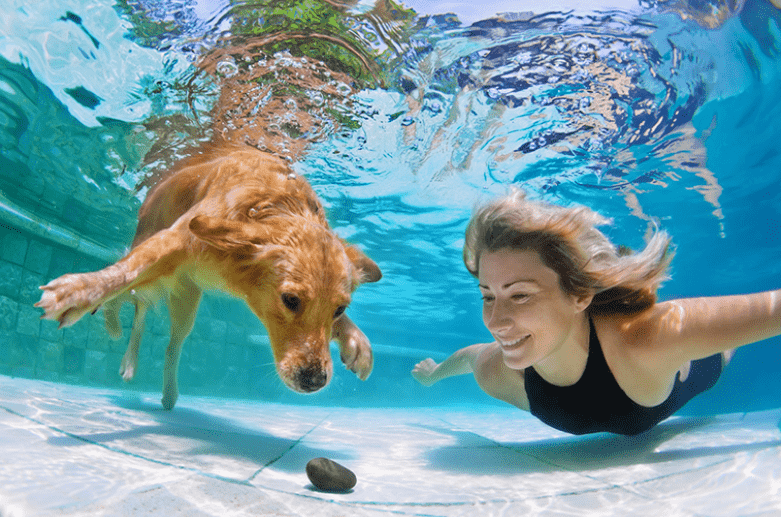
[{"xmin": 0, "ymin": 376, "xmax": 778, "ymax": 517}]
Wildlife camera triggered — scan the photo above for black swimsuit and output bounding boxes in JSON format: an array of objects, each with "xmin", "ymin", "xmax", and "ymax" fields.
[{"xmin": 524, "ymin": 318, "xmax": 723, "ymax": 436}]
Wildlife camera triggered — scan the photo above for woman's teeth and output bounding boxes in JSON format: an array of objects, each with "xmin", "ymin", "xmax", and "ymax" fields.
[{"xmin": 499, "ymin": 336, "xmax": 527, "ymax": 350}]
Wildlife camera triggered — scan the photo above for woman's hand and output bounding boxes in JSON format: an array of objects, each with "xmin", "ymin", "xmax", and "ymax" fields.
[{"xmin": 411, "ymin": 358, "xmax": 440, "ymax": 386}]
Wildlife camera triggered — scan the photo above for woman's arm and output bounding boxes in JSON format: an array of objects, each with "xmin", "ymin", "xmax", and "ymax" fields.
[
  {"xmin": 412, "ymin": 343, "xmax": 531, "ymax": 410},
  {"xmin": 619, "ymin": 289, "xmax": 781, "ymax": 365},
  {"xmin": 411, "ymin": 343, "xmax": 490, "ymax": 387}
]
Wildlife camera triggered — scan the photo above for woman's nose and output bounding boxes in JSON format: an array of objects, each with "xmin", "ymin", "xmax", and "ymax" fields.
[{"xmin": 485, "ymin": 300, "xmax": 512, "ymax": 334}]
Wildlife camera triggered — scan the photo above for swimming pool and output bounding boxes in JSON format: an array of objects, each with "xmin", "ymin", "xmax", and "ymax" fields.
[{"xmin": 1, "ymin": 0, "xmax": 780, "ymax": 515}]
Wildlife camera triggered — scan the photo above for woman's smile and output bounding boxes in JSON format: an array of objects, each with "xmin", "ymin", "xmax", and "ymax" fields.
[{"xmin": 498, "ymin": 335, "xmax": 529, "ymax": 351}]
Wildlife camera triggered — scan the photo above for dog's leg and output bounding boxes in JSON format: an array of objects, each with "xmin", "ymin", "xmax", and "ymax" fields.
[
  {"xmin": 161, "ymin": 277, "xmax": 202, "ymax": 410},
  {"xmin": 103, "ymin": 296, "xmax": 124, "ymax": 340},
  {"xmin": 36, "ymin": 228, "xmax": 188, "ymax": 328},
  {"xmin": 119, "ymin": 302, "xmax": 148, "ymax": 382},
  {"xmin": 331, "ymin": 314, "xmax": 373, "ymax": 381}
]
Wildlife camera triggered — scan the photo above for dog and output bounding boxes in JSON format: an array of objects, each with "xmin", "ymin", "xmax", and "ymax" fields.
[{"xmin": 35, "ymin": 144, "xmax": 381, "ymax": 409}]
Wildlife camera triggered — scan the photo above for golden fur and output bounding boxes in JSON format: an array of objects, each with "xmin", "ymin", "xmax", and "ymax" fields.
[{"xmin": 36, "ymin": 144, "xmax": 381, "ymax": 409}]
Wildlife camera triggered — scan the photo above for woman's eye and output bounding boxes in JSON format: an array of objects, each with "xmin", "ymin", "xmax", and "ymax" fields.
[
  {"xmin": 512, "ymin": 294, "xmax": 530, "ymax": 301},
  {"xmin": 281, "ymin": 293, "xmax": 301, "ymax": 313},
  {"xmin": 333, "ymin": 305, "xmax": 347, "ymax": 319},
  {"xmin": 481, "ymin": 295, "xmax": 495, "ymax": 303}
]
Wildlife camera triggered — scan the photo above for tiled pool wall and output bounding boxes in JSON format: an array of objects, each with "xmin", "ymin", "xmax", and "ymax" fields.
[
  {"xmin": 0, "ymin": 219, "xmax": 484, "ymax": 407},
  {"xmin": 0, "ymin": 221, "xmax": 287, "ymax": 399}
]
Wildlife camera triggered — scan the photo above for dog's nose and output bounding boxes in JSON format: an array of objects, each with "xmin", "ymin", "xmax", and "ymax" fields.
[{"xmin": 297, "ymin": 366, "xmax": 328, "ymax": 392}]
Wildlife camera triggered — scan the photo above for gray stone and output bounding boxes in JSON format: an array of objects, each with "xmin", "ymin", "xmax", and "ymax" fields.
[{"xmin": 305, "ymin": 457, "xmax": 356, "ymax": 492}]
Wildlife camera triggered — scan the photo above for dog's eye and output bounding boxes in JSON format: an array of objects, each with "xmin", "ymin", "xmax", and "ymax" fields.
[
  {"xmin": 281, "ymin": 293, "xmax": 301, "ymax": 313},
  {"xmin": 333, "ymin": 305, "xmax": 346, "ymax": 319}
]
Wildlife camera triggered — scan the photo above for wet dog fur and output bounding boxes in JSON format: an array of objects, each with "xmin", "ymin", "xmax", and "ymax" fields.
[{"xmin": 35, "ymin": 144, "xmax": 381, "ymax": 409}]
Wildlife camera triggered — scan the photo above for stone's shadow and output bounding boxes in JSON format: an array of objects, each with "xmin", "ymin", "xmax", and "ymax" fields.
[
  {"xmin": 422, "ymin": 416, "xmax": 781, "ymax": 475},
  {"xmin": 46, "ymin": 395, "xmax": 351, "ymax": 473},
  {"xmin": 304, "ymin": 484, "xmax": 355, "ymax": 495}
]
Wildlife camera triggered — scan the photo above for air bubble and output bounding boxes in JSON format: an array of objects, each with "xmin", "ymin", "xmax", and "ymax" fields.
[
  {"xmin": 216, "ymin": 59, "xmax": 238, "ymax": 77},
  {"xmin": 307, "ymin": 90, "xmax": 325, "ymax": 107},
  {"xmin": 334, "ymin": 82, "xmax": 351, "ymax": 96},
  {"xmin": 427, "ymin": 99, "xmax": 443, "ymax": 114}
]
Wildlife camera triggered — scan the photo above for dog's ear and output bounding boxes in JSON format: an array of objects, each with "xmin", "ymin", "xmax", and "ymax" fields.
[
  {"xmin": 189, "ymin": 215, "xmax": 273, "ymax": 251},
  {"xmin": 345, "ymin": 245, "xmax": 382, "ymax": 283}
]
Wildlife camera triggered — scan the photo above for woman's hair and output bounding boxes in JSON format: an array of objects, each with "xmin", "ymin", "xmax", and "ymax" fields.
[{"xmin": 463, "ymin": 189, "xmax": 673, "ymax": 314}]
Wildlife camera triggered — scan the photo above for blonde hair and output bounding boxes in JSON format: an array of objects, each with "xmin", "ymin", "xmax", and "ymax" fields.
[{"xmin": 463, "ymin": 189, "xmax": 673, "ymax": 314}]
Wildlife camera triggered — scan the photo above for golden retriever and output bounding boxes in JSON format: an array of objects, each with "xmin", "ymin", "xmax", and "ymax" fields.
[{"xmin": 35, "ymin": 144, "xmax": 381, "ymax": 409}]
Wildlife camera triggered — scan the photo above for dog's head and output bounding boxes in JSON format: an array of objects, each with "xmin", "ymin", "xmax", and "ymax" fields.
[{"xmin": 188, "ymin": 214, "xmax": 381, "ymax": 393}]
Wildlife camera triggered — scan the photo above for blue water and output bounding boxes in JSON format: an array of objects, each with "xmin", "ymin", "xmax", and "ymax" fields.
[{"xmin": 1, "ymin": 0, "xmax": 780, "ymax": 414}]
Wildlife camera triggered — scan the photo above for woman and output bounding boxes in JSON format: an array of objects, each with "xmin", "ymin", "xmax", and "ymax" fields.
[{"xmin": 412, "ymin": 189, "xmax": 780, "ymax": 435}]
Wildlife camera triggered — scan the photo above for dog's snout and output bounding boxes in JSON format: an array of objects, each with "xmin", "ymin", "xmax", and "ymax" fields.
[{"xmin": 297, "ymin": 366, "xmax": 328, "ymax": 393}]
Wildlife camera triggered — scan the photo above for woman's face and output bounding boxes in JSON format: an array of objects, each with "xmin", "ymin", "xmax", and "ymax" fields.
[{"xmin": 478, "ymin": 248, "xmax": 591, "ymax": 370}]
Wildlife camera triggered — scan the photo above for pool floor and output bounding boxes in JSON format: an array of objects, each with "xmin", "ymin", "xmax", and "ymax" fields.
[{"xmin": 0, "ymin": 376, "xmax": 779, "ymax": 516}]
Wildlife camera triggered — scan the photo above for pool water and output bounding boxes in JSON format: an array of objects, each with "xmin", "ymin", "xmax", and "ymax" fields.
[{"xmin": 1, "ymin": 0, "xmax": 781, "ymax": 515}]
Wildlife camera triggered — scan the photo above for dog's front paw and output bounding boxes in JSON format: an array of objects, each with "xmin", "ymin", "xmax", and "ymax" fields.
[
  {"xmin": 161, "ymin": 384, "xmax": 179, "ymax": 410},
  {"xmin": 119, "ymin": 350, "xmax": 138, "ymax": 382},
  {"xmin": 35, "ymin": 273, "xmax": 105, "ymax": 328},
  {"xmin": 336, "ymin": 324, "xmax": 373, "ymax": 381}
]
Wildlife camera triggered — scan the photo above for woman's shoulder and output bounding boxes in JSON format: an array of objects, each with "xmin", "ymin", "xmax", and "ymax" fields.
[
  {"xmin": 591, "ymin": 303, "xmax": 673, "ymax": 351},
  {"xmin": 590, "ymin": 307, "xmax": 672, "ymax": 374}
]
